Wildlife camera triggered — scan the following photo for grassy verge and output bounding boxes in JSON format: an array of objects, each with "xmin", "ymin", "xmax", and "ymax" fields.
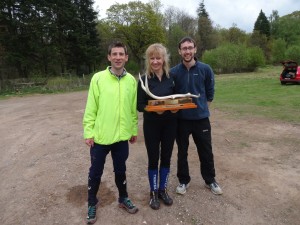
[
  {"xmin": 213, "ymin": 66, "xmax": 300, "ymax": 124},
  {"xmin": 0, "ymin": 75, "xmax": 91, "ymax": 99}
]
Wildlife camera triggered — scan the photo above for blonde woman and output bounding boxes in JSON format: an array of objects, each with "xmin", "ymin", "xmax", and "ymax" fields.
[{"xmin": 137, "ymin": 43, "xmax": 177, "ymax": 210}]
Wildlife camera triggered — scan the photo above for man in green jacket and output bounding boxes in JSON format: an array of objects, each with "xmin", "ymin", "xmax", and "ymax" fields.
[{"xmin": 83, "ymin": 41, "xmax": 138, "ymax": 224}]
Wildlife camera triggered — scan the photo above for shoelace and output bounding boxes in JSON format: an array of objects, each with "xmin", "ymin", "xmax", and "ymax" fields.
[
  {"xmin": 164, "ymin": 191, "xmax": 170, "ymax": 197},
  {"xmin": 160, "ymin": 191, "xmax": 170, "ymax": 199},
  {"xmin": 88, "ymin": 206, "xmax": 96, "ymax": 217},
  {"xmin": 124, "ymin": 199, "xmax": 134, "ymax": 208},
  {"xmin": 211, "ymin": 182, "xmax": 218, "ymax": 188}
]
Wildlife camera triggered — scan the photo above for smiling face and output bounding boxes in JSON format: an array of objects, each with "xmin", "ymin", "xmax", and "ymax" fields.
[
  {"xmin": 178, "ymin": 40, "xmax": 197, "ymax": 63},
  {"xmin": 145, "ymin": 43, "xmax": 170, "ymax": 77},
  {"xmin": 150, "ymin": 52, "xmax": 164, "ymax": 75},
  {"xmin": 107, "ymin": 47, "xmax": 128, "ymax": 73}
]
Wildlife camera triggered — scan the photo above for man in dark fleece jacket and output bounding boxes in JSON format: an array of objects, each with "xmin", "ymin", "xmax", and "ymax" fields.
[{"xmin": 170, "ymin": 36, "xmax": 223, "ymax": 196}]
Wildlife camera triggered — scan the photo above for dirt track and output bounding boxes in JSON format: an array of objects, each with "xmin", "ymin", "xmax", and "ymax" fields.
[{"xmin": 0, "ymin": 91, "xmax": 299, "ymax": 225}]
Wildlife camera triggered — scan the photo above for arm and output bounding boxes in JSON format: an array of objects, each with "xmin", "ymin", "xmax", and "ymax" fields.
[
  {"xmin": 137, "ymin": 75, "xmax": 148, "ymax": 112},
  {"xmin": 83, "ymin": 76, "xmax": 99, "ymax": 145},
  {"xmin": 205, "ymin": 66, "xmax": 215, "ymax": 102},
  {"xmin": 131, "ymin": 77, "xmax": 138, "ymax": 143}
]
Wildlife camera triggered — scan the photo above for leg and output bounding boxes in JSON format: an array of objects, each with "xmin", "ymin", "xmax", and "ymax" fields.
[
  {"xmin": 87, "ymin": 143, "xmax": 110, "ymax": 206},
  {"xmin": 158, "ymin": 119, "xmax": 176, "ymax": 205},
  {"xmin": 111, "ymin": 141, "xmax": 139, "ymax": 213},
  {"xmin": 176, "ymin": 119, "xmax": 191, "ymax": 185},
  {"xmin": 111, "ymin": 141, "xmax": 129, "ymax": 201},
  {"xmin": 159, "ymin": 118, "xmax": 177, "ymax": 190},
  {"xmin": 192, "ymin": 118, "xmax": 215, "ymax": 184},
  {"xmin": 143, "ymin": 119, "xmax": 161, "ymax": 209},
  {"xmin": 87, "ymin": 143, "xmax": 109, "ymax": 224}
]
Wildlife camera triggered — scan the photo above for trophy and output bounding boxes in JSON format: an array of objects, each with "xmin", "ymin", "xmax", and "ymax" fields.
[{"xmin": 139, "ymin": 73, "xmax": 200, "ymax": 112}]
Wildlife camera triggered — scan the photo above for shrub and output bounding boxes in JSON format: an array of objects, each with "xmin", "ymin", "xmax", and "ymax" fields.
[
  {"xmin": 271, "ymin": 38, "xmax": 286, "ymax": 63},
  {"xmin": 246, "ymin": 47, "xmax": 266, "ymax": 71},
  {"xmin": 203, "ymin": 43, "xmax": 265, "ymax": 73},
  {"xmin": 285, "ymin": 45, "xmax": 300, "ymax": 63}
]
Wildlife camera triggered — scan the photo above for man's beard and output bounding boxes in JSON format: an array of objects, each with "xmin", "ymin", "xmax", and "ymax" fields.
[{"xmin": 183, "ymin": 56, "xmax": 193, "ymax": 63}]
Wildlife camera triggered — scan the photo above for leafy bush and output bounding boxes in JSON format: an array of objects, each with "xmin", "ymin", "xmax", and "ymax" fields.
[
  {"xmin": 285, "ymin": 45, "xmax": 300, "ymax": 63},
  {"xmin": 203, "ymin": 43, "xmax": 265, "ymax": 73},
  {"xmin": 271, "ymin": 38, "xmax": 286, "ymax": 63},
  {"xmin": 246, "ymin": 47, "xmax": 266, "ymax": 71}
]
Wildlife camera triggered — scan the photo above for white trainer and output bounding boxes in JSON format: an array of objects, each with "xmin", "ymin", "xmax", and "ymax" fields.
[
  {"xmin": 176, "ymin": 183, "xmax": 189, "ymax": 195},
  {"xmin": 205, "ymin": 182, "xmax": 223, "ymax": 195}
]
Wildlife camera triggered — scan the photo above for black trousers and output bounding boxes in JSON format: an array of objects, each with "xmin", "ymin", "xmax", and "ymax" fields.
[
  {"xmin": 176, "ymin": 118, "xmax": 216, "ymax": 185},
  {"xmin": 87, "ymin": 141, "xmax": 129, "ymax": 206},
  {"xmin": 143, "ymin": 117, "xmax": 177, "ymax": 169}
]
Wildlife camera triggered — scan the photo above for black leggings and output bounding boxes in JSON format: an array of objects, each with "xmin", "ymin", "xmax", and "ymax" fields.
[{"xmin": 143, "ymin": 118, "xmax": 177, "ymax": 169}]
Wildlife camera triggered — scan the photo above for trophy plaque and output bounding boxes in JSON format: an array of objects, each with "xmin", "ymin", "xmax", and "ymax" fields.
[
  {"xmin": 145, "ymin": 97, "xmax": 197, "ymax": 112},
  {"xmin": 139, "ymin": 73, "xmax": 200, "ymax": 112}
]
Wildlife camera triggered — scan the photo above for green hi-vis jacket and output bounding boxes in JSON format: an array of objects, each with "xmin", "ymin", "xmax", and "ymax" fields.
[{"xmin": 83, "ymin": 67, "xmax": 138, "ymax": 145}]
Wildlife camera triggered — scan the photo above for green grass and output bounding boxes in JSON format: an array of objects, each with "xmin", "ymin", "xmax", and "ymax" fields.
[
  {"xmin": 214, "ymin": 66, "xmax": 300, "ymax": 123},
  {"xmin": 1, "ymin": 66, "xmax": 299, "ymax": 124}
]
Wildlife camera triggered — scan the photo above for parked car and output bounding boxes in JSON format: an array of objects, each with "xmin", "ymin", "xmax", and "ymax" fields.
[{"xmin": 280, "ymin": 60, "xmax": 300, "ymax": 85}]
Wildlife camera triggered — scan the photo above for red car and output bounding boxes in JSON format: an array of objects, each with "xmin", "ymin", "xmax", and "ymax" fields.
[{"xmin": 280, "ymin": 60, "xmax": 300, "ymax": 84}]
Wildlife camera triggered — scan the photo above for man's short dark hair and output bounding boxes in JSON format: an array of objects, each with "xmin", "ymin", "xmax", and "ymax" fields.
[
  {"xmin": 108, "ymin": 41, "xmax": 128, "ymax": 55},
  {"xmin": 178, "ymin": 37, "xmax": 196, "ymax": 49}
]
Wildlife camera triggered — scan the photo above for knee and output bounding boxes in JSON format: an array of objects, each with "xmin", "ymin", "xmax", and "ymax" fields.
[
  {"xmin": 160, "ymin": 160, "xmax": 170, "ymax": 168},
  {"xmin": 148, "ymin": 163, "xmax": 158, "ymax": 170}
]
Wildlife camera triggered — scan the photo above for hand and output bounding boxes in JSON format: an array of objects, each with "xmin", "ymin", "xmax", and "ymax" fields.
[
  {"xmin": 156, "ymin": 111, "xmax": 164, "ymax": 115},
  {"xmin": 85, "ymin": 138, "xmax": 94, "ymax": 147},
  {"xmin": 171, "ymin": 110, "xmax": 179, "ymax": 113},
  {"xmin": 129, "ymin": 136, "xmax": 137, "ymax": 144}
]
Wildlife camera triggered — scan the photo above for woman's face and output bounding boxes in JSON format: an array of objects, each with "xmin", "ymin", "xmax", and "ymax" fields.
[{"xmin": 150, "ymin": 53, "xmax": 164, "ymax": 74}]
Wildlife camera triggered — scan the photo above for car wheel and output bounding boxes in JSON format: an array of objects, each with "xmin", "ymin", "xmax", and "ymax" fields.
[{"xmin": 281, "ymin": 81, "xmax": 286, "ymax": 85}]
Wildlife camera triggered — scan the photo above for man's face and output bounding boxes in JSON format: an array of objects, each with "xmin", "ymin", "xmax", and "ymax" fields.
[
  {"xmin": 107, "ymin": 47, "xmax": 128, "ymax": 70},
  {"xmin": 178, "ymin": 41, "xmax": 196, "ymax": 63}
]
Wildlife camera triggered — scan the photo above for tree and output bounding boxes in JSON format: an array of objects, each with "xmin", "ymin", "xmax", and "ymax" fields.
[
  {"xmin": 106, "ymin": 1, "xmax": 166, "ymax": 69},
  {"xmin": 253, "ymin": 10, "xmax": 271, "ymax": 38},
  {"xmin": 271, "ymin": 38, "xmax": 286, "ymax": 63},
  {"xmin": 273, "ymin": 12, "xmax": 300, "ymax": 47},
  {"xmin": 0, "ymin": 0, "xmax": 47, "ymax": 77},
  {"xmin": 249, "ymin": 30, "xmax": 270, "ymax": 60},
  {"xmin": 0, "ymin": 0, "xmax": 100, "ymax": 78},
  {"xmin": 167, "ymin": 24, "xmax": 187, "ymax": 65},
  {"xmin": 196, "ymin": 0, "xmax": 215, "ymax": 57},
  {"xmin": 162, "ymin": 6, "xmax": 198, "ymax": 65},
  {"xmin": 66, "ymin": 0, "xmax": 100, "ymax": 75},
  {"xmin": 163, "ymin": 6, "xmax": 197, "ymax": 36},
  {"xmin": 269, "ymin": 10, "xmax": 280, "ymax": 36},
  {"xmin": 218, "ymin": 26, "xmax": 248, "ymax": 45}
]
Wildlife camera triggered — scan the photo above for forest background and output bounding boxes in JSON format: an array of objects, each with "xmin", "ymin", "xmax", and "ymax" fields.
[{"xmin": 0, "ymin": 0, "xmax": 300, "ymax": 93}]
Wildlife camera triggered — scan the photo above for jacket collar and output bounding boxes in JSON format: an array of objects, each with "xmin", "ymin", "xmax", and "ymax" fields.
[{"xmin": 108, "ymin": 66, "xmax": 127, "ymax": 78}]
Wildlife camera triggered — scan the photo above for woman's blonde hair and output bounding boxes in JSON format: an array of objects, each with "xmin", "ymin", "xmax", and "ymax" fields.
[{"xmin": 145, "ymin": 43, "xmax": 170, "ymax": 78}]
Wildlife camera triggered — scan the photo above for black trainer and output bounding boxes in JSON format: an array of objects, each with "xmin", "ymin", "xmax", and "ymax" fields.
[
  {"xmin": 86, "ymin": 203, "xmax": 98, "ymax": 224},
  {"xmin": 118, "ymin": 198, "xmax": 139, "ymax": 214},
  {"xmin": 158, "ymin": 189, "xmax": 173, "ymax": 206},
  {"xmin": 149, "ymin": 191, "xmax": 160, "ymax": 210}
]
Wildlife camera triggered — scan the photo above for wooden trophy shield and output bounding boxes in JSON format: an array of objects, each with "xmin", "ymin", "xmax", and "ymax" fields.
[{"xmin": 145, "ymin": 97, "xmax": 197, "ymax": 112}]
